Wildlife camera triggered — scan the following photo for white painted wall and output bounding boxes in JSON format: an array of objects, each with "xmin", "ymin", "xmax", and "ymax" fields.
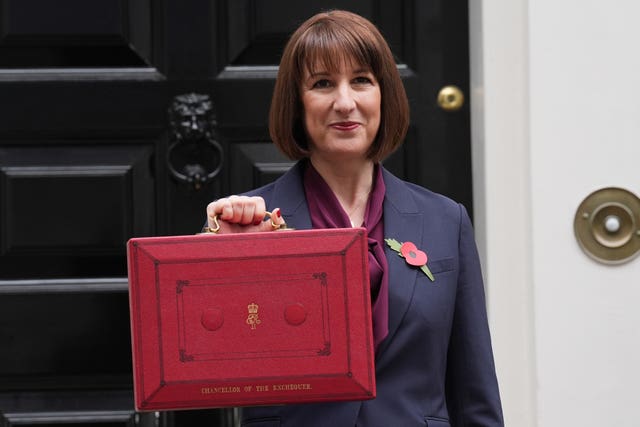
[{"xmin": 470, "ymin": 0, "xmax": 640, "ymax": 426}]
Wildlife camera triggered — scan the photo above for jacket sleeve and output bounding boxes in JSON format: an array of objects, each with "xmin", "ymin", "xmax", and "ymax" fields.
[{"xmin": 445, "ymin": 204, "xmax": 504, "ymax": 426}]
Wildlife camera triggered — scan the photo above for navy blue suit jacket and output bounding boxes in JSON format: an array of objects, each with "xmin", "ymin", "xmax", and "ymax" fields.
[{"xmin": 240, "ymin": 162, "xmax": 503, "ymax": 427}]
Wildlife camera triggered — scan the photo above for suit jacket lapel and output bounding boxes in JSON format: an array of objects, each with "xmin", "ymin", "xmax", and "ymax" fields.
[
  {"xmin": 375, "ymin": 168, "xmax": 423, "ymax": 358},
  {"xmin": 267, "ymin": 161, "xmax": 312, "ymax": 230}
]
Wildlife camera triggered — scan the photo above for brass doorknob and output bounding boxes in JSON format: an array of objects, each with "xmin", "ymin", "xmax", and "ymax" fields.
[
  {"xmin": 437, "ymin": 85, "xmax": 465, "ymax": 112},
  {"xmin": 574, "ymin": 187, "xmax": 640, "ymax": 264}
]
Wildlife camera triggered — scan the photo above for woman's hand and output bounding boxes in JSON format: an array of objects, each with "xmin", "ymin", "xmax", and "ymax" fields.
[{"xmin": 205, "ymin": 195, "xmax": 286, "ymax": 234}]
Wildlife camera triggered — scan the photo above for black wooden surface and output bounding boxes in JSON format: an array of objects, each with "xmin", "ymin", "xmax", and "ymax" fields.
[{"xmin": 0, "ymin": 1, "xmax": 470, "ymax": 425}]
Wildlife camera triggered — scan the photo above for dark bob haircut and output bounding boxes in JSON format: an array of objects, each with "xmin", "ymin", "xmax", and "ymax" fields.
[{"xmin": 269, "ymin": 10, "xmax": 410, "ymax": 163}]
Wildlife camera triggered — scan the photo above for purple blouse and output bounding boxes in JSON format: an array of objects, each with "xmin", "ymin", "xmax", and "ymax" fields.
[{"xmin": 303, "ymin": 162, "xmax": 389, "ymax": 350}]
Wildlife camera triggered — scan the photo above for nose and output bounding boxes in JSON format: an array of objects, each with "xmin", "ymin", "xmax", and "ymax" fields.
[{"xmin": 333, "ymin": 82, "xmax": 356, "ymax": 113}]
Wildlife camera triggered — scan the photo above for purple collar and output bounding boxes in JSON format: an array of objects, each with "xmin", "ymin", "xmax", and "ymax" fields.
[{"xmin": 303, "ymin": 162, "xmax": 389, "ymax": 350}]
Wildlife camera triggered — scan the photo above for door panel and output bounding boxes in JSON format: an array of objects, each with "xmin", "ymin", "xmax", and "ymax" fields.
[
  {"xmin": 0, "ymin": 1, "xmax": 470, "ymax": 425},
  {"xmin": 0, "ymin": 286, "xmax": 131, "ymax": 389},
  {"xmin": 0, "ymin": 0, "xmax": 154, "ymax": 69},
  {"xmin": 229, "ymin": 143, "xmax": 295, "ymax": 193},
  {"xmin": 0, "ymin": 144, "xmax": 154, "ymax": 278}
]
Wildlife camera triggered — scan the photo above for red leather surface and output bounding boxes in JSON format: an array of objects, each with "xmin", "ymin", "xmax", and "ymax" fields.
[{"xmin": 127, "ymin": 228, "xmax": 375, "ymax": 411}]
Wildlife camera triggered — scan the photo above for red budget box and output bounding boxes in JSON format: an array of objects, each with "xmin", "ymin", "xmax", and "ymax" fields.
[{"xmin": 127, "ymin": 228, "xmax": 375, "ymax": 411}]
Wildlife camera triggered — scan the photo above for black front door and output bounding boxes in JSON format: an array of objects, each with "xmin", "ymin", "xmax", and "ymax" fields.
[{"xmin": 0, "ymin": 1, "xmax": 471, "ymax": 425}]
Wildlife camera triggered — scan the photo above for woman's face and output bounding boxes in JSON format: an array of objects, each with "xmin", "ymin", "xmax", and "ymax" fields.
[{"xmin": 300, "ymin": 60, "xmax": 381, "ymax": 162}]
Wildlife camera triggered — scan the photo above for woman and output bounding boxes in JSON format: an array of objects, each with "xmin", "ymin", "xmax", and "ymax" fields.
[{"xmin": 206, "ymin": 10, "xmax": 503, "ymax": 427}]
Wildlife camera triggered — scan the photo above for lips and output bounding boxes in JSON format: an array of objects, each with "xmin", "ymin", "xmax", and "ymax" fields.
[{"xmin": 330, "ymin": 121, "xmax": 359, "ymax": 131}]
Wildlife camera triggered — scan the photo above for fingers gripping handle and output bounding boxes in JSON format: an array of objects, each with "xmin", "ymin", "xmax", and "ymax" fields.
[{"xmin": 201, "ymin": 210, "xmax": 289, "ymax": 234}]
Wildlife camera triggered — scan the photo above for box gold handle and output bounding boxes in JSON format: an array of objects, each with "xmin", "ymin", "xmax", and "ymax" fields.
[{"xmin": 202, "ymin": 211, "xmax": 288, "ymax": 234}]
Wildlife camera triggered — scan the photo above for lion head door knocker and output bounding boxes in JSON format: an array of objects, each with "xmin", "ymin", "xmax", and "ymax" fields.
[{"xmin": 167, "ymin": 93, "xmax": 223, "ymax": 190}]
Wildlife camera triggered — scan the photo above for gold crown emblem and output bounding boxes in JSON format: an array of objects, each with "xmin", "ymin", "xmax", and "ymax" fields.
[{"xmin": 247, "ymin": 303, "xmax": 259, "ymax": 314}]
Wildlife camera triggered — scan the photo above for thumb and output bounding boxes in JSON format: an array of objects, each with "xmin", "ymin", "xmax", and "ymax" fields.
[{"xmin": 255, "ymin": 208, "xmax": 287, "ymax": 232}]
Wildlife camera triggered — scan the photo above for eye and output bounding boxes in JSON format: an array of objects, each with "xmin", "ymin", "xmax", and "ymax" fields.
[
  {"xmin": 352, "ymin": 74, "xmax": 375, "ymax": 86},
  {"xmin": 311, "ymin": 79, "xmax": 332, "ymax": 89},
  {"xmin": 353, "ymin": 76, "xmax": 373, "ymax": 85}
]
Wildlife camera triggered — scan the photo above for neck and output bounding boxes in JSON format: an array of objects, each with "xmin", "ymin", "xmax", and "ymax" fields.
[{"xmin": 309, "ymin": 157, "xmax": 375, "ymax": 227}]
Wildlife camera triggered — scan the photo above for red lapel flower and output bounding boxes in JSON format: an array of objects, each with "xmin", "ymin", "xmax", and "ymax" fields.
[
  {"xmin": 385, "ymin": 238, "xmax": 435, "ymax": 282},
  {"xmin": 400, "ymin": 242, "xmax": 427, "ymax": 266}
]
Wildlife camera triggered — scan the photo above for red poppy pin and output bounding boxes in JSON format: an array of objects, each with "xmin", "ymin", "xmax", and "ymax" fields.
[{"xmin": 385, "ymin": 238, "xmax": 435, "ymax": 282}]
